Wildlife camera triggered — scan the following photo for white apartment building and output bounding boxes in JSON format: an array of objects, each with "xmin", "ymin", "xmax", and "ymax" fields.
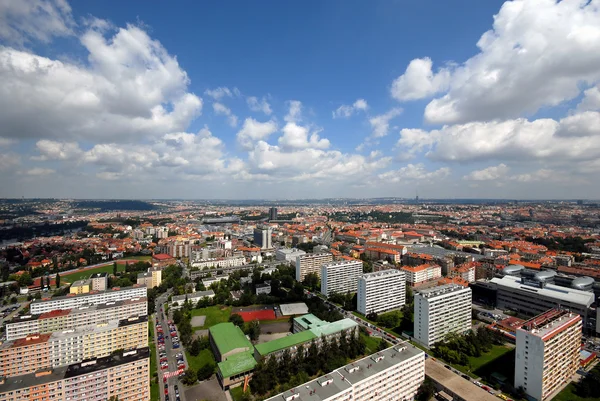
[
  {"xmin": 170, "ymin": 290, "xmax": 215, "ymax": 308},
  {"xmin": 191, "ymin": 256, "xmax": 246, "ymax": 270},
  {"xmin": 275, "ymin": 248, "xmax": 306, "ymax": 263},
  {"xmin": 90, "ymin": 272, "xmax": 108, "ymax": 291},
  {"xmin": 30, "ymin": 286, "xmax": 147, "ymax": 314},
  {"xmin": 357, "ymin": 269, "xmax": 406, "ymax": 315},
  {"xmin": 321, "ymin": 260, "xmax": 363, "ymax": 297},
  {"xmin": 401, "ymin": 264, "xmax": 442, "ymax": 286},
  {"xmin": 414, "ymin": 284, "xmax": 472, "ymax": 347},
  {"xmin": 5, "ymin": 297, "xmax": 147, "ymax": 340},
  {"xmin": 515, "ymin": 309, "xmax": 582, "ymax": 401},
  {"xmin": 295, "ymin": 253, "xmax": 333, "ymax": 281},
  {"xmin": 265, "ymin": 344, "xmax": 425, "ymax": 401}
]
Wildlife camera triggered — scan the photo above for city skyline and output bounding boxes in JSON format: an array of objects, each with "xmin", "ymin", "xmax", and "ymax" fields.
[{"xmin": 1, "ymin": 0, "xmax": 600, "ymax": 199}]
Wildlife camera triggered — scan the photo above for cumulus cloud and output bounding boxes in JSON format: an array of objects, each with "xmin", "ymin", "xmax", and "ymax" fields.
[
  {"xmin": 332, "ymin": 99, "xmax": 369, "ymax": 118},
  {"xmin": 392, "ymin": 0, "xmax": 600, "ymax": 124},
  {"xmin": 369, "ymin": 108, "xmax": 402, "ymax": 138},
  {"xmin": 278, "ymin": 122, "xmax": 330, "ymax": 150},
  {"xmin": 204, "ymin": 87, "xmax": 240, "ymax": 100},
  {"xmin": 25, "ymin": 167, "xmax": 55, "ymax": 176},
  {"xmin": 213, "ymin": 102, "xmax": 238, "ymax": 127},
  {"xmin": 0, "ymin": 153, "xmax": 20, "ymax": 171},
  {"xmin": 391, "ymin": 58, "xmax": 451, "ymax": 101},
  {"xmin": 378, "ymin": 164, "xmax": 450, "ymax": 183},
  {"xmin": 577, "ymin": 85, "xmax": 600, "ymax": 112},
  {"xmin": 0, "ymin": 24, "xmax": 202, "ymax": 142},
  {"xmin": 284, "ymin": 100, "xmax": 302, "ymax": 123},
  {"xmin": 0, "ymin": 0, "xmax": 75, "ymax": 45},
  {"xmin": 236, "ymin": 118, "xmax": 278, "ymax": 150},
  {"xmin": 247, "ymin": 96, "xmax": 272, "ymax": 115},
  {"xmin": 463, "ymin": 164, "xmax": 509, "ymax": 181}
]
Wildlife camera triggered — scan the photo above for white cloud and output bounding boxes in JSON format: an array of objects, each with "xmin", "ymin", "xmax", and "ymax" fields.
[
  {"xmin": 0, "ymin": 153, "xmax": 20, "ymax": 171},
  {"xmin": 204, "ymin": 87, "xmax": 239, "ymax": 100},
  {"xmin": 33, "ymin": 140, "xmax": 82, "ymax": 161},
  {"xmin": 0, "ymin": 0, "xmax": 74, "ymax": 45},
  {"xmin": 0, "ymin": 24, "xmax": 202, "ymax": 142},
  {"xmin": 284, "ymin": 100, "xmax": 302, "ymax": 123},
  {"xmin": 25, "ymin": 167, "xmax": 55, "ymax": 176},
  {"xmin": 278, "ymin": 122, "xmax": 330, "ymax": 150},
  {"xmin": 212, "ymin": 102, "xmax": 238, "ymax": 127},
  {"xmin": 0, "ymin": 137, "xmax": 15, "ymax": 147},
  {"xmin": 236, "ymin": 118, "xmax": 278, "ymax": 150},
  {"xmin": 391, "ymin": 0, "xmax": 600, "ymax": 124},
  {"xmin": 378, "ymin": 164, "xmax": 450, "ymax": 183},
  {"xmin": 391, "ymin": 58, "xmax": 451, "ymax": 101},
  {"xmin": 577, "ymin": 85, "xmax": 600, "ymax": 111},
  {"xmin": 369, "ymin": 108, "xmax": 402, "ymax": 138},
  {"xmin": 332, "ymin": 99, "xmax": 369, "ymax": 118},
  {"xmin": 463, "ymin": 164, "xmax": 509, "ymax": 181},
  {"xmin": 511, "ymin": 169, "xmax": 555, "ymax": 183},
  {"xmin": 247, "ymin": 96, "xmax": 272, "ymax": 115},
  {"xmin": 556, "ymin": 111, "xmax": 600, "ymax": 137}
]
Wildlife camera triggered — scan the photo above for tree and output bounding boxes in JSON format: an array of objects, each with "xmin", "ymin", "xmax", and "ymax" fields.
[
  {"xmin": 197, "ymin": 362, "xmax": 215, "ymax": 381},
  {"xmin": 189, "ymin": 338, "xmax": 201, "ymax": 356},
  {"xmin": 113, "ymin": 262, "xmax": 118, "ymax": 276},
  {"xmin": 182, "ymin": 368, "xmax": 197, "ymax": 385},
  {"xmin": 55, "ymin": 273, "xmax": 60, "ymax": 289},
  {"xmin": 17, "ymin": 272, "xmax": 33, "ymax": 287},
  {"xmin": 229, "ymin": 313, "xmax": 244, "ymax": 328},
  {"xmin": 416, "ymin": 378, "xmax": 435, "ymax": 401},
  {"xmin": 302, "ymin": 272, "xmax": 319, "ymax": 291},
  {"xmin": 244, "ymin": 320, "xmax": 261, "ymax": 341}
]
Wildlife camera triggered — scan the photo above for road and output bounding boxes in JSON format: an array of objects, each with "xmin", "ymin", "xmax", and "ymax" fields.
[{"xmin": 154, "ymin": 291, "xmax": 187, "ymax": 401}]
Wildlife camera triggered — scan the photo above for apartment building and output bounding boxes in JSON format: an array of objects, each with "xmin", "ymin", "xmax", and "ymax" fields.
[
  {"xmin": 90, "ymin": 272, "xmax": 108, "ymax": 291},
  {"xmin": 321, "ymin": 260, "xmax": 363, "ymax": 296},
  {"xmin": 265, "ymin": 344, "xmax": 425, "ymax": 401},
  {"xmin": 0, "ymin": 316, "xmax": 148, "ymax": 377},
  {"xmin": 414, "ymin": 284, "xmax": 472, "ymax": 347},
  {"xmin": 491, "ymin": 275, "xmax": 594, "ymax": 323},
  {"xmin": 295, "ymin": 252, "xmax": 333, "ymax": 281},
  {"xmin": 514, "ymin": 309, "xmax": 582, "ymax": 401},
  {"xmin": 136, "ymin": 266, "xmax": 162, "ymax": 288},
  {"xmin": 30, "ymin": 285, "xmax": 147, "ymax": 314},
  {"xmin": 5, "ymin": 297, "xmax": 147, "ymax": 340},
  {"xmin": 170, "ymin": 290, "xmax": 215, "ymax": 308},
  {"xmin": 253, "ymin": 225, "xmax": 272, "ymax": 249},
  {"xmin": 401, "ymin": 264, "xmax": 442, "ymax": 286},
  {"xmin": 0, "ymin": 348, "xmax": 150, "ymax": 401},
  {"xmin": 69, "ymin": 279, "xmax": 90, "ymax": 294},
  {"xmin": 275, "ymin": 248, "xmax": 306, "ymax": 263},
  {"xmin": 357, "ymin": 269, "xmax": 406, "ymax": 315},
  {"xmin": 191, "ymin": 256, "xmax": 246, "ymax": 270}
]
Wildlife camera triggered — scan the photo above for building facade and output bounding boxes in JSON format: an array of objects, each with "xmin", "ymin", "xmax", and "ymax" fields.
[
  {"xmin": 253, "ymin": 225, "xmax": 272, "ymax": 249},
  {"xmin": 401, "ymin": 264, "xmax": 442, "ymax": 286},
  {"xmin": 295, "ymin": 253, "xmax": 333, "ymax": 281},
  {"xmin": 414, "ymin": 284, "xmax": 472, "ymax": 347},
  {"xmin": 265, "ymin": 344, "xmax": 425, "ymax": 401},
  {"xmin": 275, "ymin": 248, "xmax": 306, "ymax": 263},
  {"xmin": 357, "ymin": 269, "xmax": 406, "ymax": 315},
  {"xmin": 321, "ymin": 260, "xmax": 363, "ymax": 296},
  {"xmin": 5, "ymin": 297, "xmax": 147, "ymax": 340},
  {"xmin": 514, "ymin": 309, "xmax": 582, "ymax": 401},
  {"xmin": 30, "ymin": 286, "xmax": 147, "ymax": 314},
  {"xmin": 136, "ymin": 266, "xmax": 162, "ymax": 288},
  {"xmin": 69, "ymin": 279, "xmax": 90, "ymax": 294},
  {"xmin": 191, "ymin": 256, "xmax": 246, "ymax": 270},
  {"xmin": 0, "ymin": 348, "xmax": 150, "ymax": 401},
  {"xmin": 90, "ymin": 272, "xmax": 108, "ymax": 291}
]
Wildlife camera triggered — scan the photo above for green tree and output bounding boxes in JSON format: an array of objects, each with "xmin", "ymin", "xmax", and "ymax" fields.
[
  {"xmin": 197, "ymin": 362, "xmax": 215, "ymax": 381},
  {"xmin": 182, "ymin": 368, "xmax": 197, "ymax": 385},
  {"xmin": 416, "ymin": 378, "xmax": 435, "ymax": 401},
  {"xmin": 244, "ymin": 320, "xmax": 261, "ymax": 341},
  {"xmin": 228, "ymin": 313, "xmax": 244, "ymax": 328},
  {"xmin": 189, "ymin": 338, "xmax": 201, "ymax": 357},
  {"xmin": 17, "ymin": 272, "xmax": 33, "ymax": 287},
  {"xmin": 302, "ymin": 272, "xmax": 319, "ymax": 291},
  {"xmin": 55, "ymin": 273, "xmax": 60, "ymax": 288},
  {"xmin": 113, "ymin": 262, "xmax": 118, "ymax": 276}
]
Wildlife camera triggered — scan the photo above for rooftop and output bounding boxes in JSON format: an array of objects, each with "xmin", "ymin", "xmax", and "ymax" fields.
[
  {"xmin": 90, "ymin": 272, "xmax": 107, "ymax": 279},
  {"xmin": 490, "ymin": 275, "xmax": 595, "ymax": 306},
  {"xmin": 152, "ymin": 253, "xmax": 174, "ymax": 260},
  {"xmin": 425, "ymin": 359, "xmax": 498, "ymax": 401},
  {"xmin": 293, "ymin": 314, "xmax": 326, "ymax": 330},
  {"xmin": 171, "ymin": 290, "xmax": 215, "ymax": 302},
  {"xmin": 71, "ymin": 279, "xmax": 90, "ymax": 287},
  {"xmin": 217, "ymin": 351, "xmax": 257, "ymax": 378},
  {"xmin": 209, "ymin": 323, "xmax": 252, "ymax": 356},
  {"xmin": 518, "ymin": 309, "xmax": 581, "ymax": 339},
  {"xmin": 255, "ymin": 330, "xmax": 317, "ymax": 356},
  {"xmin": 279, "ymin": 302, "xmax": 309, "ymax": 316},
  {"xmin": 309, "ymin": 319, "xmax": 358, "ymax": 338},
  {"xmin": 31, "ymin": 285, "xmax": 145, "ymax": 305},
  {"xmin": 360, "ymin": 269, "xmax": 405, "ymax": 281},
  {"xmin": 322, "ymin": 260, "xmax": 362, "ymax": 269},
  {"xmin": 417, "ymin": 284, "xmax": 470, "ymax": 299}
]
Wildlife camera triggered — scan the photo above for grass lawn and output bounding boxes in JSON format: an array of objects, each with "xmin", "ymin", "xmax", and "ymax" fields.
[
  {"xmin": 185, "ymin": 348, "xmax": 215, "ymax": 372},
  {"xmin": 191, "ymin": 305, "xmax": 232, "ymax": 329},
  {"xmin": 468, "ymin": 344, "xmax": 513, "ymax": 372},
  {"xmin": 230, "ymin": 386, "xmax": 249, "ymax": 401},
  {"xmin": 60, "ymin": 264, "xmax": 125, "ymax": 283},
  {"xmin": 472, "ymin": 347, "xmax": 516, "ymax": 384},
  {"xmin": 148, "ymin": 316, "xmax": 159, "ymax": 401},
  {"xmin": 362, "ymin": 334, "xmax": 383, "ymax": 354},
  {"xmin": 122, "ymin": 255, "xmax": 152, "ymax": 261}
]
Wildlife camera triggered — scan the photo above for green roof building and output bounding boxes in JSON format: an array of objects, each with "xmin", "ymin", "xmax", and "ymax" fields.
[
  {"xmin": 217, "ymin": 351, "xmax": 258, "ymax": 389},
  {"xmin": 292, "ymin": 313, "xmax": 327, "ymax": 333},
  {"xmin": 309, "ymin": 318, "xmax": 358, "ymax": 338},
  {"xmin": 209, "ymin": 322, "xmax": 252, "ymax": 362},
  {"xmin": 254, "ymin": 330, "xmax": 317, "ymax": 358}
]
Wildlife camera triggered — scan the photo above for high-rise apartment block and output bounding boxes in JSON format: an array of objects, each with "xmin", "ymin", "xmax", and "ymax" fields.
[
  {"xmin": 136, "ymin": 266, "xmax": 162, "ymax": 288},
  {"xmin": 5, "ymin": 297, "xmax": 147, "ymax": 340},
  {"xmin": 265, "ymin": 344, "xmax": 425, "ymax": 401},
  {"xmin": 514, "ymin": 309, "xmax": 582, "ymax": 401},
  {"xmin": 0, "ymin": 316, "xmax": 148, "ymax": 377},
  {"xmin": 90, "ymin": 272, "xmax": 108, "ymax": 291},
  {"xmin": 253, "ymin": 225, "xmax": 272, "ymax": 249},
  {"xmin": 295, "ymin": 252, "xmax": 333, "ymax": 281},
  {"xmin": 357, "ymin": 269, "xmax": 406, "ymax": 315},
  {"xmin": 30, "ymin": 286, "xmax": 147, "ymax": 314},
  {"xmin": 0, "ymin": 348, "xmax": 150, "ymax": 401},
  {"xmin": 414, "ymin": 284, "xmax": 471, "ymax": 347},
  {"xmin": 268, "ymin": 207, "xmax": 278, "ymax": 221},
  {"xmin": 321, "ymin": 260, "xmax": 363, "ymax": 296}
]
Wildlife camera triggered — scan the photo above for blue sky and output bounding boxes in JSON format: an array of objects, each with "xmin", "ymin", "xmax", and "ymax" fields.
[{"xmin": 1, "ymin": 0, "xmax": 600, "ymax": 199}]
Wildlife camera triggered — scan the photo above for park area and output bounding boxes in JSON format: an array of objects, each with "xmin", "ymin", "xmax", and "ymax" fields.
[
  {"xmin": 60, "ymin": 263, "xmax": 126, "ymax": 283},
  {"xmin": 191, "ymin": 306, "xmax": 232, "ymax": 329},
  {"xmin": 191, "ymin": 305, "xmax": 282, "ymax": 329}
]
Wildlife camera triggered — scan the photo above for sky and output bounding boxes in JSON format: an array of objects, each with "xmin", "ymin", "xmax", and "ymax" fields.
[{"xmin": 1, "ymin": 0, "xmax": 600, "ymax": 200}]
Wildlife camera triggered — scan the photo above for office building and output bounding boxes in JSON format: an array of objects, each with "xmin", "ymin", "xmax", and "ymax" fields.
[
  {"xmin": 90, "ymin": 272, "xmax": 108, "ymax": 291},
  {"xmin": 414, "ymin": 284, "xmax": 472, "ymax": 347},
  {"xmin": 0, "ymin": 348, "xmax": 150, "ymax": 401},
  {"xmin": 357, "ymin": 269, "xmax": 406, "ymax": 315},
  {"xmin": 0, "ymin": 316, "xmax": 147, "ymax": 378},
  {"xmin": 5, "ymin": 297, "xmax": 147, "ymax": 340},
  {"xmin": 514, "ymin": 309, "xmax": 582, "ymax": 401},
  {"xmin": 30, "ymin": 285, "xmax": 147, "ymax": 314},
  {"xmin": 253, "ymin": 225, "xmax": 272, "ymax": 249},
  {"xmin": 69, "ymin": 279, "xmax": 90, "ymax": 294},
  {"xmin": 275, "ymin": 248, "xmax": 306, "ymax": 263},
  {"xmin": 295, "ymin": 252, "xmax": 333, "ymax": 281},
  {"xmin": 491, "ymin": 275, "xmax": 594, "ymax": 323},
  {"xmin": 268, "ymin": 207, "xmax": 278, "ymax": 221},
  {"xmin": 401, "ymin": 264, "xmax": 442, "ymax": 286},
  {"xmin": 265, "ymin": 344, "xmax": 425, "ymax": 401},
  {"xmin": 321, "ymin": 260, "xmax": 363, "ymax": 296},
  {"xmin": 136, "ymin": 266, "xmax": 162, "ymax": 288}
]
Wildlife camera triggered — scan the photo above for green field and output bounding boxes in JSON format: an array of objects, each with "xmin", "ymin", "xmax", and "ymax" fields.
[
  {"xmin": 472, "ymin": 347, "xmax": 515, "ymax": 383},
  {"xmin": 191, "ymin": 306, "xmax": 232, "ymax": 329},
  {"xmin": 363, "ymin": 334, "xmax": 383, "ymax": 354},
  {"xmin": 148, "ymin": 317, "xmax": 159, "ymax": 401},
  {"xmin": 185, "ymin": 348, "xmax": 215, "ymax": 372},
  {"xmin": 230, "ymin": 386, "xmax": 249, "ymax": 401},
  {"xmin": 122, "ymin": 255, "xmax": 152, "ymax": 261},
  {"xmin": 61, "ymin": 263, "xmax": 126, "ymax": 283}
]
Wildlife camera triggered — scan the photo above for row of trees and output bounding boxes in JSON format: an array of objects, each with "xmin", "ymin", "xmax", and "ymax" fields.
[
  {"xmin": 432, "ymin": 326, "xmax": 505, "ymax": 366},
  {"xmin": 251, "ymin": 329, "xmax": 368, "ymax": 396}
]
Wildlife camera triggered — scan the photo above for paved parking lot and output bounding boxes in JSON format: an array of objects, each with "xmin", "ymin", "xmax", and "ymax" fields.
[{"xmin": 184, "ymin": 377, "xmax": 227, "ymax": 401}]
